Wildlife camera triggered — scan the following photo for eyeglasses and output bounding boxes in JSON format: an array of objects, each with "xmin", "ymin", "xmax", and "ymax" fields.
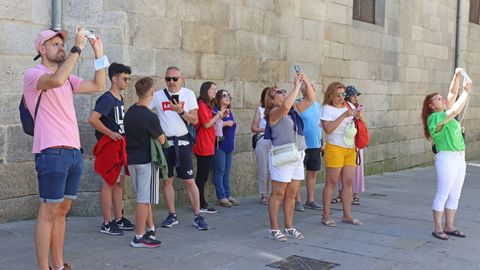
[
  {"xmin": 165, "ymin": 77, "xmax": 180, "ymax": 82},
  {"xmin": 336, "ymin": 92, "xmax": 346, "ymax": 97},
  {"xmin": 121, "ymin": 77, "xmax": 131, "ymax": 82},
  {"xmin": 275, "ymin": 89, "xmax": 287, "ymax": 95}
]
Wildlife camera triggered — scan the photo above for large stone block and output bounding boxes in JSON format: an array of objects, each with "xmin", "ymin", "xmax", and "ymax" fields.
[
  {"xmin": 300, "ymin": 0, "xmax": 325, "ymax": 21},
  {"xmin": 69, "ymin": 192, "xmax": 101, "ymax": 217},
  {"xmin": 125, "ymin": 46, "xmax": 156, "ymax": 76},
  {"xmin": 0, "ymin": 24, "xmax": 43, "ymax": 56},
  {"xmin": 325, "ymin": 23, "xmax": 349, "ymax": 43},
  {"xmin": 214, "ymin": 30, "xmax": 237, "ymax": 56},
  {"xmin": 0, "ymin": 196, "xmax": 39, "ymax": 223},
  {"xmin": 0, "ymin": 56, "xmax": 33, "ymax": 95},
  {"xmin": 73, "ymin": 94, "xmax": 93, "ymax": 123},
  {"xmin": 233, "ymin": 133, "xmax": 253, "ymax": 154},
  {"xmin": 0, "ymin": 128, "xmax": 5, "ymax": 163},
  {"xmin": 0, "ymin": 0, "xmax": 31, "ymax": 21},
  {"xmin": 63, "ymin": 0, "xmax": 104, "ymax": 26},
  {"xmin": 32, "ymin": 0, "xmax": 52, "ymax": 25},
  {"xmin": 304, "ymin": 19, "xmax": 325, "ymax": 42},
  {"xmin": 79, "ymin": 124, "xmax": 97, "ymax": 159},
  {"xmin": 236, "ymin": 32, "xmax": 278, "ymax": 59},
  {"xmin": 155, "ymin": 49, "xmax": 200, "ymax": 79},
  {"xmin": 349, "ymin": 61, "xmax": 369, "ymax": 79},
  {"xmin": 326, "ymin": 2, "xmax": 349, "ymax": 25},
  {"xmin": 178, "ymin": 0, "xmax": 230, "ymax": 27},
  {"xmin": 243, "ymin": 81, "xmax": 268, "ymax": 109},
  {"xmin": 233, "ymin": 6, "xmax": 264, "ymax": 33},
  {"xmin": 260, "ymin": 60, "xmax": 288, "ymax": 83},
  {"xmin": 229, "ymin": 151, "xmax": 257, "ymax": 197},
  {"xmin": 238, "ymin": 57, "xmax": 261, "ymax": 81},
  {"xmin": 6, "ymin": 126, "xmax": 34, "ymax": 163},
  {"xmin": 104, "ymin": 0, "xmax": 165, "ymax": 16},
  {"xmin": 274, "ymin": 0, "xmax": 301, "ymax": 16},
  {"xmin": 200, "ymin": 54, "xmax": 226, "ymax": 80},
  {"xmin": 181, "ymin": 23, "xmax": 215, "ymax": 53},
  {"xmin": 0, "ymin": 162, "xmax": 37, "ymax": 200},
  {"xmin": 264, "ymin": 12, "xmax": 303, "ymax": 39},
  {"xmin": 0, "ymin": 94, "xmax": 21, "ymax": 126},
  {"xmin": 287, "ymin": 39, "xmax": 322, "ymax": 63},
  {"xmin": 230, "ymin": 108, "xmax": 255, "ymax": 136},
  {"xmin": 242, "ymin": 0, "xmax": 274, "ymax": 10},
  {"xmin": 130, "ymin": 16, "xmax": 181, "ymax": 50},
  {"xmin": 323, "ymin": 57, "xmax": 349, "ymax": 78}
]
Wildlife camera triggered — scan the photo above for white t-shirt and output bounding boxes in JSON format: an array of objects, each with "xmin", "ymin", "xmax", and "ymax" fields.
[
  {"xmin": 258, "ymin": 107, "xmax": 266, "ymax": 129},
  {"xmin": 150, "ymin": 87, "xmax": 198, "ymax": 141},
  {"xmin": 320, "ymin": 102, "xmax": 355, "ymax": 148}
]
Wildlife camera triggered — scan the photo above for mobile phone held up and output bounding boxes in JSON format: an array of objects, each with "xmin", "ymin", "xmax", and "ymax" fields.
[
  {"xmin": 171, "ymin": 95, "xmax": 180, "ymax": 104},
  {"xmin": 293, "ymin": 65, "xmax": 301, "ymax": 74},
  {"xmin": 356, "ymin": 104, "xmax": 364, "ymax": 112}
]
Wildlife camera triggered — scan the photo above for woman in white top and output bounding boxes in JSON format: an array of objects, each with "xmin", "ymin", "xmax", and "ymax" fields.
[
  {"xmin": 320, "ymin": 82, "xmax": 362, "ymax": 227},
  {"xmin": 251, "ymin": 87, "xmax": 272, "ymax": 205}
]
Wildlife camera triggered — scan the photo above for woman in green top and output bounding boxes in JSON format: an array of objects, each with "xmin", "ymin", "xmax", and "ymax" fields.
[{"xmin": 421, "ymin": 68, "xmax": 472, "ymax": 240}]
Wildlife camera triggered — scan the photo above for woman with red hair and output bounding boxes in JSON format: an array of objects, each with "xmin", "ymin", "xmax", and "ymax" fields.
[{"xmin": 421, "ymin": 68, "xmax": 472, "ymax": 240}]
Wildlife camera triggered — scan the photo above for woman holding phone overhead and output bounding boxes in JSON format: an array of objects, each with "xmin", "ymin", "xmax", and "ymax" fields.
[
  {"xmin": 421, "ymin": 68, "xmax": 472, "ymax": 240},
  {"xmin": 264, "ymin": 69, "xmax": 315, "ymax": 241}
]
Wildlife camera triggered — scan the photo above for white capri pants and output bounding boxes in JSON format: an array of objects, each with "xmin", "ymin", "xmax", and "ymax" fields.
[{"xmin": 432, "ymin": 151, "xmax": 466, "ymax": 211}]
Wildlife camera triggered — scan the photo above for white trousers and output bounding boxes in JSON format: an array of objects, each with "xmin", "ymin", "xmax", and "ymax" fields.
[
  {"xmin": 255, "ymin": 137, "xmax": 271, "ymax": 194},
  {"xmin": 432, "ymin": 151, "xmax": 466, "ymax": 211}
]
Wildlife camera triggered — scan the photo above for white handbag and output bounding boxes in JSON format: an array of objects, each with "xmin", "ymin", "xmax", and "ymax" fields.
[{"xmin": 270, "ymin": 142, "xmax": 301, "ymax": 167}]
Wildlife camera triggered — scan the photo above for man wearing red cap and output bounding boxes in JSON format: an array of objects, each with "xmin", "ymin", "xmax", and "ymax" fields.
[{"xmin": 23, "ymin": 27, "xmax": 107, "ymax": 270}]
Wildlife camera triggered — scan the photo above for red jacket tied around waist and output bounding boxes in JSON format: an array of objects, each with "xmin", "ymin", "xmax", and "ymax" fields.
[{"xmin": 93, "ymin": 135, "xmax": 129, "ymax": 185}]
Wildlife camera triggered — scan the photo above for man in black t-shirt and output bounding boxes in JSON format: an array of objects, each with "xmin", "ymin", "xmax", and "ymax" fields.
[
  {"xmin": 88, "ymin": 62, "xmax": 134, "ymax": 236},
  {"xmin": 124, "ymin": 77, "xmax": 165, "ymax": 248}
]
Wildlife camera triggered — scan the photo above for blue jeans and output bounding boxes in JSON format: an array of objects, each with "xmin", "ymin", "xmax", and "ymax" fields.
[
  {"xmin": 213, "ymin": 148, "xmax": 233, "ymax": 200},
  {"xmin": 35, "ymin": 148, "xmax": 83, "ymax": 203}
]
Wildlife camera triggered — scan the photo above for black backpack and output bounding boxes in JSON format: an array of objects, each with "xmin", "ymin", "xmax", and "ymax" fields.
[{"xmin": 19, "ymin": 91, "xmax": 44, "ymax": 136}]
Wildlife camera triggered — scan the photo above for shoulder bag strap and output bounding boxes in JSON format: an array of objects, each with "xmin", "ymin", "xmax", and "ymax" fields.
[{"xmin": 163, "ymin": 88, "xmax": 189, "ymax": 129}]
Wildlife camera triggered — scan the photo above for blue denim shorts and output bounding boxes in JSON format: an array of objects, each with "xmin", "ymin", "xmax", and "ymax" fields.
[{"xmin": 35, "ymin": 148, "xmax": 84, "ymax": 203}]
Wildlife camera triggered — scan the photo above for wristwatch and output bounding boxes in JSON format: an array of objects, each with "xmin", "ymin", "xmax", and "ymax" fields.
[
  {"xmin": 70, "ymin": 45, "xmax": 82, "ymax": 55},
  {"xmin": 178, "ymin": 111, "xmax": 185, "ymax": 116}
]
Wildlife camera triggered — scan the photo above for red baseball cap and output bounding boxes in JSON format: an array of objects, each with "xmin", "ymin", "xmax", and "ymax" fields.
[{"xmin": 33, "ymin": 29, "xmax": 68, "ymax": 60}]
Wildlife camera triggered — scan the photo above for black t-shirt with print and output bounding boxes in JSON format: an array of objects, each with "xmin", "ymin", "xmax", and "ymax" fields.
[{"xmin": 93, "ymin": 91, "xmax": 125, "ymax": 140}]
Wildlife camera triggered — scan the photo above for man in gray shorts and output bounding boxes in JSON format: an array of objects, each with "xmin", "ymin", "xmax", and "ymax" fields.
[{"xmin": 124, "ymin": 77, "xmax": 165, "ymax": 248}]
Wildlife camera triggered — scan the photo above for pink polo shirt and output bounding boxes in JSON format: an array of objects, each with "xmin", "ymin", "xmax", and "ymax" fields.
[{"xmin": 23, "ymin": 64, "xmax": 84, "ymax": 153}]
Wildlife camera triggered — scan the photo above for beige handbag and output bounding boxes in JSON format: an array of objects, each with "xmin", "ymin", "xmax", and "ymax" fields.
[{"xmin": 270, "ymin": 142, "xmax": 301, "ymax": 167}]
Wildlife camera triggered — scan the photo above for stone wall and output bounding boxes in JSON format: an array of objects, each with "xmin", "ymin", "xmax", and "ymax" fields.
[{"xmin": 1, "ymin": 0, "xmax": 479, "ymax": 222}]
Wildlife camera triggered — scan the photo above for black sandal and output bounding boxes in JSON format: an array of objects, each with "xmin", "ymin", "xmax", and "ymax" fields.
[
  {"xmin": 331, "ymin": 196, "xmax": 342, "ymax": 204},
  {"xmin": 444, "ymin": 230, "xmax": 466, "ymax": 238},
  {"xmin": 432, "ymin": 231, "xmax": 448, "ymax": 240},
  {"xmin": 352, "ymin": 197, "xmax": 360, "ymax": 205}
]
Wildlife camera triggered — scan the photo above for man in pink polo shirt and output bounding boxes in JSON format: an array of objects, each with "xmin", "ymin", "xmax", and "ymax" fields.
[{"xmin": 23, "ymin": 27, "xmax": 107, "ymax": 270}]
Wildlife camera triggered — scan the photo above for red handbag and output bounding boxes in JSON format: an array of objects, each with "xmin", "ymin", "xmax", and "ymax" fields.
[{"xmin": 345, "ymin": 102, "xmax": 370, "ymax": 149}]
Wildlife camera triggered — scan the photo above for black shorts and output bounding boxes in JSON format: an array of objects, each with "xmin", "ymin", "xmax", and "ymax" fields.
[
  {"xmin": 162, "ymin": 144, "xmax": 194, "ymax": 179},
  {"xmin": 304, "ymin": 148, "xmax": 321, "ymax": 171}
]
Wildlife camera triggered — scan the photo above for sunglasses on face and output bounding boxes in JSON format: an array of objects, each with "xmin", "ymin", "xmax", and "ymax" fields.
[
  {"xmin": 165, "ymin": 77, "xmax": 180, "ymax": 82},
  {"xmin": 222, "ymin": 93, "xmax": 231, "ymax": 98},
  {"xmin": 336, "ymin": 92, "xmax": 346, "ymax": 97},
  {"xmin": 121, "ymin": 77, "xmax": 131, "ymax": 82},
  {"xmin": 275, "ymin": 89, "xmax": 287, "ymax": 95}
]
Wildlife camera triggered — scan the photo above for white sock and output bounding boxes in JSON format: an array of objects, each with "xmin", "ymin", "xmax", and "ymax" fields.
[
  {"xmin": 147, "ymin": 226, "xmax": 155, "ymax": 232},
  {"xmin": 136, "ymin": 234, "xmax": 143, "ymax": 239}
]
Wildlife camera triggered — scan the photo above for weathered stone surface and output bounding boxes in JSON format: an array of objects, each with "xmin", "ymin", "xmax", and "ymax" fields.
[
  {"xmin": 124, "ymin": 46, "xmax": 156, "ymax": 76},
  {"xmin": 233, "ymin": 6, "xmax": 264, "ymax": 33},
  {"xmin": 104, "ymin": 0, "xmax": 165, "ymax": 16},
  {"xmin": 0, "ymin": 24, "xmax": 43, "ymax": 56},
  {"xmin": 236, "ymin": 32, "xmax": 278, "ymax": 59},
  {"xmin": 260, "ymin": 60, "xmax": 288, "ymax": 83},
  {"xmin": 6, "ymin": 126, "xmax": 34, "ymax": 163},
  {"xmin": 214, "ymin": 30, "xmax": 237, "ymax": 56},
  {"xmin": 178, "ymin": 0, "xmax": 230, "ymax": 27},
  {"xmin": 155, "ymin": 49, "xmax": 200, "ymax": 79},
  {"xmin": 200, "ymin": 54, "xmax": 226, "ymax": 80},
  {"xmin": 0, "ymin": 196, "xmax": 38, "ymax": 223},
  {"xmin": 0, "ymin": 162, "xmax": 37, "ymax": 200},
  {"xmin": 300, "ymin": 0, "xmax": 326, "ymax": 21},
  {"xmin": 129, "ymin": 16, "xmax": 181, "ymax": 50},
  {"xmin": 0, "ymin": 0, "xmax": 31, "ymax": 21},
  {"xmin": 181, "ymin": 23, "xmax": 215, "ymax": 53},
  {"xmin": 264, "ymin": 13, "xmax": 303, "ymax": 39}
]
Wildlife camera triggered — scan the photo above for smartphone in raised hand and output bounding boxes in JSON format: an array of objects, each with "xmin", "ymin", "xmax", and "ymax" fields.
[
  {"xmin": 293, "ymin": 65, "xmax": 301, "ymax": 74},
  {"xmin": 356, "ymin": 104, "xmax": 364, "ymax": 112},
  {"xmin": 171, "ymin": 95, "xmax": 180, "ymax": 104}
]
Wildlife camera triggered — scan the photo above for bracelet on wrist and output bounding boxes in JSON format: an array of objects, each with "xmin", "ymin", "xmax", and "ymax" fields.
[{"xmin": 179, "ymin": 111, "xmax": 185, "ymax": 116}]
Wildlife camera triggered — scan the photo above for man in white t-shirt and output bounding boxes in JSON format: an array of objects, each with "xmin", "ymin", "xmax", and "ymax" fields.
[{"xmin": 150, "ymin": 66, "xmax": 208, "ymax": 230}]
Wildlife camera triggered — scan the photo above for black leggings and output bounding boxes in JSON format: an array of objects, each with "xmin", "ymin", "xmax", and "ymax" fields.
[{"xmin": 195, "ymin": 155, "xmax": 213, "ymax": 208}]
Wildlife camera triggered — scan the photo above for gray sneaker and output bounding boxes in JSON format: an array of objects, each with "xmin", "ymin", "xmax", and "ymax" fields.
[
  {"xmin": 294, "ymin": 201, "xmax": 305, "ymax": 212},
  {"xmin": 304, "ymin": 201, "xmax": 322, "ymax": 210}
]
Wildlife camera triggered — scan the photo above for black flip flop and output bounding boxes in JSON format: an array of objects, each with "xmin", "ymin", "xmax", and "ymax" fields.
[
  {"xmin": 432, "ymin": 231, "xmax": 448, "ymax": 240},
  {"xmin": 444, "ymin": 230, "xmax": 466, "ymax": 238}
]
